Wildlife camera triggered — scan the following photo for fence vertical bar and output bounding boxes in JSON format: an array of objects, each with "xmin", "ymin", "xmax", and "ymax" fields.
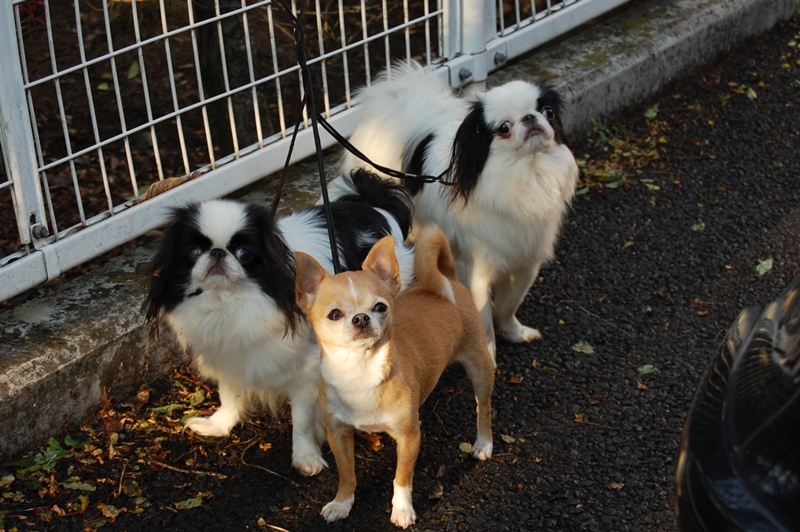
[
  {"xmin": 462, "ymin": 0, "xmax": 488, "ymax": 55},
  {"xmin": 0, "ymin": 1, "xmax": 47, "ymax": 247},
  {"xmin": 442, "ymin": 0, "xmax": 459, "ymax": 60}
]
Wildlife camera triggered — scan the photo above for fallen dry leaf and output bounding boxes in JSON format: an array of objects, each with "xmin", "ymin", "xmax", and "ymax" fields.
[{"xmin": 139, "ymin": 171, "xmax": 202, "ymax": 202}]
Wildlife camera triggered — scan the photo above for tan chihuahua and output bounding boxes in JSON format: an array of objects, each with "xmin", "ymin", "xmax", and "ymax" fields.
[{"xmin": 295, "ymin": 225, "xmax": 495, "ymax": 529}]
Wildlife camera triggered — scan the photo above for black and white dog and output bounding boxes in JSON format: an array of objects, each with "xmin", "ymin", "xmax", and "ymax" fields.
[
  {"xmin": 337, "ymin": 61, "xmax": 579, "ymax": 361},
  {"xmin": 144, "ymin": 169, "xmax": 414, "ymax": 476}
]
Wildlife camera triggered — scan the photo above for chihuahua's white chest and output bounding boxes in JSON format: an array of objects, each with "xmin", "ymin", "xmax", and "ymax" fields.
[{"xmin": 320, "ymin": 344, "xmax": 394, "ymax": 432}]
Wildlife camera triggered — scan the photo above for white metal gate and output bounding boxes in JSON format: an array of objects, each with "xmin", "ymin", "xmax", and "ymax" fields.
[{"xmin": 0, "ymin": 0, "xmax": 628, "ymax": 304}]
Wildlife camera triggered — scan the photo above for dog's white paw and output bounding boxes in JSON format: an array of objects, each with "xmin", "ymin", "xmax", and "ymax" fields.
[
  {"xmin": 499, "ymin": 322, "xmax": 542, "ymax": 343},
  {"xmin": 292, "ymin": 453, "xmax": 328, "ymax": 477},
  {"xmin": 321, "ymin": 497, "xmax": 354, "ymax": 522},
  {"xmin": 472, "ymin": 438, "xmax": 493, "ymax": 461},
  {"xmin": 183, "ymin": 415, "xmax": 233, "ymax": 437},
  {"xmin": 390, "ymin": 483, "xmax": 416, "ymax": 528},
  {"xmin": 390, "ymin": 506, "xmax": 416, "ymax": 529}
]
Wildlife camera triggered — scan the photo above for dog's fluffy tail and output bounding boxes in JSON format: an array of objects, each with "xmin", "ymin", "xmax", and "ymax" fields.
[
  {"xmin": 413, "ymin": 225, "xmax": 457, "ymax": 304},
  {"xmin": 339, "ymin": 60, "xmax": 462, "ymax": 179}
]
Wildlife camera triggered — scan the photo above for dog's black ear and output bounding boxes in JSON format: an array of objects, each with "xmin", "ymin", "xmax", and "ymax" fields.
[
  {"xmin": 537, "ymin": 83, "xmax": 570, "ymax": 147},
  {"xmin": 242, "ymin": 203, "xmax": 304, "ymax": 338},
  {"xmin": 449, "ymin": 100, "xmax": 492, "ymax": 204},
  {"xmin": 142, "ymin": 205, "xmax": 201, "ymax": 334}
]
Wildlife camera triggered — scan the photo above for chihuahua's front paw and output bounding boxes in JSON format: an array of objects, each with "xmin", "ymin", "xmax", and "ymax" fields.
[
  {"xmin": 390, "ymin": 506, "xmax": 416, "ymax": 529},
  {"xmin": 499, "ymin": 320, "xmax": 542, "ymax": 343},
  {"xmin": 292, "ymin": 453, "xmax": 328, "ymax": 477},
  {"xmin": 321, "ymin": 497, "xmax": 354, "ymax": 522},
  {"xmin": 472, "ymin": 437, "xmax": 493, "ymax": 461},
  {"xmin": 184, "ymin": 414, "xmax": 234, "ymax": 437},
  {"xmin": 391, "ymin": 483, "xmax": 416, "ymax": 528}
]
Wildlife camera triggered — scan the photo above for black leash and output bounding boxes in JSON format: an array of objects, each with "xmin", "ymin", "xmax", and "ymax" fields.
[
  {"xmin": 314, "ymin": 112, "xmax": 451, "ymax": 184},
  {"xmin": 275, "ymin": 0, "xmax": 341, "ymax": 274},
  {"xmin": 270, "ymin": 92, "xmax": 306, "ymax": 216},
  {"xmin": 272, "ymin": 0, "xmax": 454, "ymax": 274}
]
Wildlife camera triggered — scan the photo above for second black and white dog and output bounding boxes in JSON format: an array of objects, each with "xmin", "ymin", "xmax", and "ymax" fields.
[
  {"xmin": 143, "ymin": 169, "xmax": 414, "ymax": 476},
  {"xmin": 337, "ymin": 61, "xmax": 579, "ymax": 361}
]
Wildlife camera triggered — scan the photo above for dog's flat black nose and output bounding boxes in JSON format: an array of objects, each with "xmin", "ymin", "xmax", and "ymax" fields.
[
  {"xmin": 210, "ymin": 248, "xmax": 225, "ymax": 260},
  {"xmin": 352, "ymin": 313, "xmax": 371, "ymax": 328}
]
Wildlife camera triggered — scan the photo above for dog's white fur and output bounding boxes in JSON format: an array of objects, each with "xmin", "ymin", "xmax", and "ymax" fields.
[
  {"xmin": 338, "ymin": 62, "xmax": 579, "ymax": 359},
  {"xmin": 162, "ymin": 200, "xmax": 414, "ymax": 476}
]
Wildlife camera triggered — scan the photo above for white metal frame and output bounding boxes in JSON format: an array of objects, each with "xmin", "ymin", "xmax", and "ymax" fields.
[{"xmin": 0, "ymin": 0, "xmax": 629, "ymax": 304}]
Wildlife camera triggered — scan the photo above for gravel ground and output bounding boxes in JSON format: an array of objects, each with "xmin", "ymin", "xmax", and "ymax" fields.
[{"xmin": 3, "ymin": 15, "xmax": 800, "ymax": 532}]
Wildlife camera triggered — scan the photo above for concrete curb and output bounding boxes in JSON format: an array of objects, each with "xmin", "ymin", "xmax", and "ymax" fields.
[{"xmin": 1, "ymin": 0, "xmax": 795, "ymax": 460}]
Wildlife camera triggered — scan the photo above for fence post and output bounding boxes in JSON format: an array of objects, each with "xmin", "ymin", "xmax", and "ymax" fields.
[
  {"xmin": 442, "ymin": 0, "xmax": 459, "ymax": 60},
  {"xmin": 0, "ymin": 2, "xmax": 48, "ymax": 248},
  {"xmin": 442, "ymin": 0, "xmax": 495, "ymax": 88}
]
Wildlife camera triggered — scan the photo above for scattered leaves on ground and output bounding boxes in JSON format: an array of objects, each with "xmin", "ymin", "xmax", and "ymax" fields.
[{"xmin": 0, "ymin": 364, "xmax": 281, "ymax": 530}]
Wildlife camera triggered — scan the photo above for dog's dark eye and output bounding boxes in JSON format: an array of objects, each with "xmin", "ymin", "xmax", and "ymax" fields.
[
  {"xmin": 373, "ymin": 302, "xmax": 387, "ymax": 314},
  {"xmin": 328, "ymin": 309, "xmax": 343, "ymax": 321},
  {"xmin": 234, "ymin": 247, "xmax": 252, "ymax": 264},
  {"xmin": 496, "ymin": 121, "xmax": 513, "ymax": 137},
  {"xmin": 541, "ymin": 106, "xmax": 555, "ymax": 122},
  {"xmin": 189, "ymin": 247, "xmax": 202, "ymax": 260}
]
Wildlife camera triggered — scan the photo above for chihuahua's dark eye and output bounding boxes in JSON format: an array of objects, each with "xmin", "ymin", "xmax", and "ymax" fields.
[
  {"xmin": 496, "ymin": 121, "xmax": 513, "ymax": 137},
  {"xmin": 373, "ymin": 302, "xmax": 387, "ymax": 314},
  {"xmin": 189, "ymin": 247, "xmax": 202, "ymax": 260},
  {"xmin": 541, "ymin": 106, "xmax": 555, "ymax": 122},
  {"xmin": 234, "ymin": 247, "xmax": 252, "ymax": 264},
  {"xmin": 328, "ymin": 309, "xmax": 343, "ymax": 321}
]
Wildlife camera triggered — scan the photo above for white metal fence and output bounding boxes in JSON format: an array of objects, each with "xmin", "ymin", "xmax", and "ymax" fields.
[{"xmin": 0, "ymin": 0, "xmax": 628, "ymax": 304}]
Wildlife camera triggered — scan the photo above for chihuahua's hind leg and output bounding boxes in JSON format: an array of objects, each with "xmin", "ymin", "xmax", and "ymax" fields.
[
  {"xmin": 321, "ymin": 421, "xmax": 357, "ymax": 522},
  {"xmin": 459, "ymin": 345, "xmax": 495, "ymax": 461}
]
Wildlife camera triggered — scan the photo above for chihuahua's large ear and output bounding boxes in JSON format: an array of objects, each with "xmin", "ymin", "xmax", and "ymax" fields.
[
  {"xmin": 363, "ymin": 236, "xmax": 401, "ymax": 295},
  {"xmin": 295, "ymin": 251, "xmax": 328, "ymax": 314}
]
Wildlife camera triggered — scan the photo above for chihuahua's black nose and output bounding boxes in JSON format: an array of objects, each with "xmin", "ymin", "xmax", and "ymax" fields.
[
  {"xmin": 352, "ymin": 313, "xmax": 371, "ymax": 328},
  {"xmin": 210, "ymin": 248, "xmax": 226, "ymax": 260}
]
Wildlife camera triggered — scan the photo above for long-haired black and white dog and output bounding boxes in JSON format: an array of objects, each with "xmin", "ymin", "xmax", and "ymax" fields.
[
  {"xmin": 144, "ymin": 169, "xmax": 414, "ymax": 476},
  {"xmin": 337, "ymin": 61, "xmax": 579, "ymax": 361}
]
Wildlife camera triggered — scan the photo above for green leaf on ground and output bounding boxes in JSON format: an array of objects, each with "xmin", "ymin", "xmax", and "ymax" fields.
[
  {"xmin": 150, "ymin": 403, "xmax": 185, "ymax": 415},
  {"xmin": 61, "ymin": 481, "xmax": 96, "ymax": 492},
  {"xmin": 188, "ymin": 389, "xmax": 205, "ymax": 407},
  {"xmin": 175, "ymin": 497, "xmax": 203, "ymax": 510},
  {"xmin": 691, "ymin": 222, "xmax": 705, "ymax": 232},
  {"xmin": 637, "ymin": 364, "xmax": 657, "ymax": 375},
  {"xmin": 572, "ymin": 341, "xmax": 594, "ymax": 354},
  {"xmin": 644, "ymin": 104, "xmax": 659, "ymax": 120},
  {"xmin": 756, "ymin": 258, "xmax": 774, "ymax": 276}
]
